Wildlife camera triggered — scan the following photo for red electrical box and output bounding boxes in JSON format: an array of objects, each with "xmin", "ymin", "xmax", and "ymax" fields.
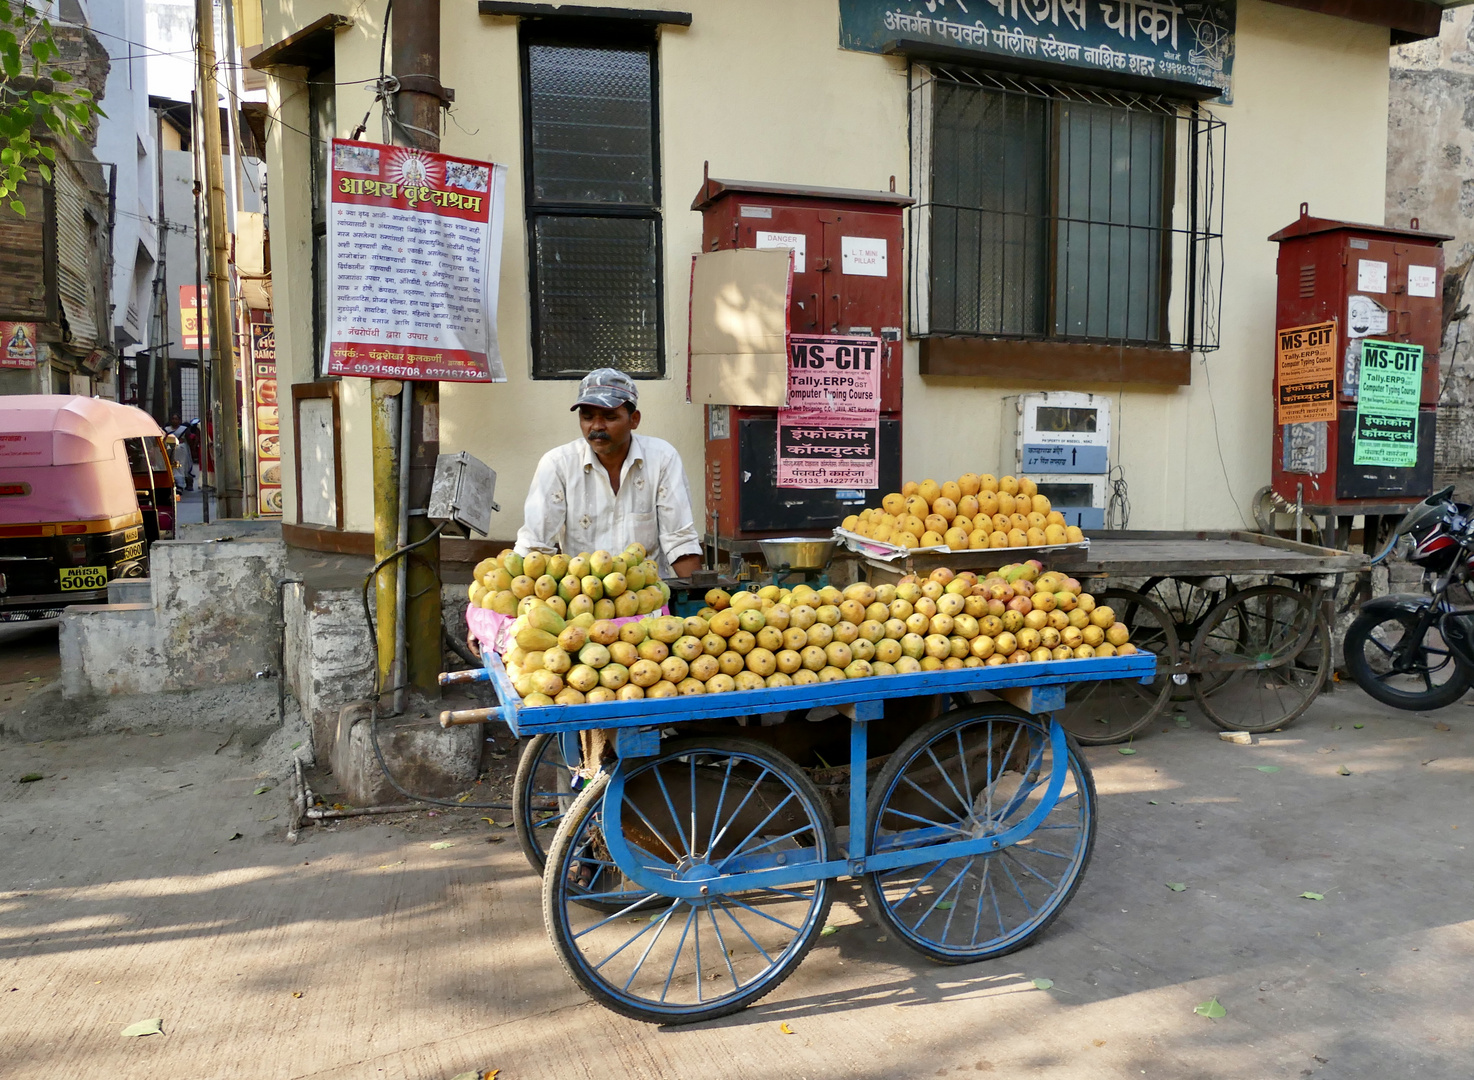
[
  {"xmin": 693, "ymin": 175, "xmax": 913, "ymax": 539},
  {"xmin": 1268, "ymin": 205, "xmax": 1449, "ymax": 512}
]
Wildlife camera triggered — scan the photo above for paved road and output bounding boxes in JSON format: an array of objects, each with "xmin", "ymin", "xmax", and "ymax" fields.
[{"xmin": 3, "ymin": 687, "xmax": 1473, "ymax": 1079}]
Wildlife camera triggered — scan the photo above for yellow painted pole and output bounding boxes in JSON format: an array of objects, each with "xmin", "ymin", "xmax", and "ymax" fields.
[{"xmin": 371, "ymin": 380, "xmax": 402, "ymax": 690}]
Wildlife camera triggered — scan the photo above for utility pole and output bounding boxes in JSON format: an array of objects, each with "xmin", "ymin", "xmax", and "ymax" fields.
[
  {"xmin": 195, "ymin": 0, "xmax": 243, "ymax": 517},
  {"xmin": 385, "ymin": 0, "xmax": 448, "ymax": 699}
]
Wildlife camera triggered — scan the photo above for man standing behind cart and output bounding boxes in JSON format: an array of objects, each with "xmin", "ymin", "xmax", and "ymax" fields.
[{"xmin": 516, "ymin": 368, "xmax": 704, "ymax": 580}]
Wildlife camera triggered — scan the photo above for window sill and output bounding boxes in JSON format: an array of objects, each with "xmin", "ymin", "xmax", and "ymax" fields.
[{"xmin": 918, "ymin": 337, "xmax": 1191, "ymax": 387}]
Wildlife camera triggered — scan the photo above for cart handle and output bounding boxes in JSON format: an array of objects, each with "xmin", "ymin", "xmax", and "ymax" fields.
[{"xmin": 440, "ymin": 706, "xmax": 503, "ymax": 728}]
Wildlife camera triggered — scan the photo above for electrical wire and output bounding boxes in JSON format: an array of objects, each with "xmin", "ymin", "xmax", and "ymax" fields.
[
  {"xmin": 358, "ymin": 522, "xmax": 513, "ymax": 811},
  {"xmin": 1106, "ymin": 464, "xmax": 1130, "ymax": 530},
  {"xmin": 1199, "ymin": 354, "xmax": 1251, "ymax": 529}
]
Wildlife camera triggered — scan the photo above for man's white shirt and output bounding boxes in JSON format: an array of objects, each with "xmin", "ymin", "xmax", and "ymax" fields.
[{"xmin": 515, "ymin": 433, "xmax": 702, "ymax": 577}]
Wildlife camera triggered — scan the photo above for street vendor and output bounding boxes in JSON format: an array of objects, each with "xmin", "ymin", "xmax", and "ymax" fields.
[{"xmin": 515, "ymin": 368, "xmax": 703, "ymax": 579}]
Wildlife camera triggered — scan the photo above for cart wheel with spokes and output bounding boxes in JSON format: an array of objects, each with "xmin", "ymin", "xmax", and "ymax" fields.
[
  {"xmin": 1189, "ymin": 584, "xmax": 1329, "ymax": 733},
  {"xmin": 513, "ymin": 732, "xmax": 581, "ymax": 873},
  {"xmin": 542, "ymin": 736, "xmax": 838, "ymax": 1025},
  {"xmin": 860, "ymin": 703, "xmax": 1096, "ymax": 965},
  {"xmin": 1056, "ymin": 588, "xmax": 1178, "ymax": 745},
  {"xmin": 1140, "ymin": 575, "xmax": 1237, "ymax": 699}
]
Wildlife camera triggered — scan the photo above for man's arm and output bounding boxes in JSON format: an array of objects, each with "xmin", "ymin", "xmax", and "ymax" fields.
[
  {"xmin": 514, "ymin": 450, "xmax": 567, "ymax": 556},
  {"xmin": 654, "ymin": 449, "xmax": 704, "ymax": 577}
]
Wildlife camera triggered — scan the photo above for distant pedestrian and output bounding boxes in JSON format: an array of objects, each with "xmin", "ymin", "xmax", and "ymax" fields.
[{"xmin": 167, "ymin": 433, "xmax": 193, "ymax": 494}]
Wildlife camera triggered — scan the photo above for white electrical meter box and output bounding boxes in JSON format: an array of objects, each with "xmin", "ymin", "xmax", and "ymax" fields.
[
  {"xmin": 1031, "ymin": 476, "xmax": 1107, "ymax": 531},
  {"xmin": 1002, "ymin": 392, "xmax": 1111, "ymax": 530}
]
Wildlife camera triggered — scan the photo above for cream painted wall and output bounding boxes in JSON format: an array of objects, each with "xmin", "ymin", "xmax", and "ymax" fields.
[{"xmin": 261, "ymin": 0, "xmax": 1391, "ymax": 540}]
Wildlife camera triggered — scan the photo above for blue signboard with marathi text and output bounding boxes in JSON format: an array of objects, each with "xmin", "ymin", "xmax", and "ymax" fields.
[{"xmin": 838, "ymin": 0, "xmax": 1235, "ymax": 97}]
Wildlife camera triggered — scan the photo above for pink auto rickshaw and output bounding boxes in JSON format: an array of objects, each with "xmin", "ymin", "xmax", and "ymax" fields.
[{"xmin": 0, "ymin": 395, "xmax": 176, "ymax": 619}]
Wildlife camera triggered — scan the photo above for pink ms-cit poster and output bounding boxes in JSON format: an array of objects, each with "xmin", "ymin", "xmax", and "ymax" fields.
[
  {"xmin": 324, "ymin": 138, "xmax": 507, "ymax": 382},
  {"xmin": 776, "ymin": 333, "xmax": 882, "ymax": 489}
]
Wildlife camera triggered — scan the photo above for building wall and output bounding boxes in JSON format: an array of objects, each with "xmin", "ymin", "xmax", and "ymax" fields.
[
  {"xmin": 92, "ymin": 0, "xmax": 158, "ymax": 349},
  {"xmin": 263, "ymin": 0, "xmax": 1392, "ymax": 540},
  {"xmin": 1388, "ymin": 9, "xmax": 1474, "ymax": 495}
]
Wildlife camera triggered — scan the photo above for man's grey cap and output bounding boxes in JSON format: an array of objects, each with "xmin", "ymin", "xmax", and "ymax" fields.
[{"xmin": 571, "ymin": 367, "xmax": 638, "ymax": 411}]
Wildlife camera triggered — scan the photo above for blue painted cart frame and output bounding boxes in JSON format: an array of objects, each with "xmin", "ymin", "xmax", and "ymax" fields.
[
  {"xmin": 457, "ymin": 652, "xmax": 1155, "ymax": 1023},
  {"xmin": 465, "ymin": 653, "xmax": 1153, "ymax": 889}
]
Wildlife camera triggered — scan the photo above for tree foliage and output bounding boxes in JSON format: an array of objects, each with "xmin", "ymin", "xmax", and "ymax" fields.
[{"xmin": 0, "ymin": 1, "xmax": 106, "ymax": 216}]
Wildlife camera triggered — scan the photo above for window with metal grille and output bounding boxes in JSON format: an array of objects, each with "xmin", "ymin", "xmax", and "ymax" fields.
[
  {"xmin": 909, "ymin": 65, "xmax": 1224, "ymax": 353},
  {"xmin": 521, "ymin": 24, "xmax": 663, "ymax": 379},
  {"xmin": 309, "ymin": 65, "xmax": 335, "ymax": 378}
]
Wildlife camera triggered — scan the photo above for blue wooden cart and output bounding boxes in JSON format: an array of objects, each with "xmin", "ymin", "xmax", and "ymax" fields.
[{"xmin": 444, "ymin": 651, "xmax": 1156, "ymax": 1025}]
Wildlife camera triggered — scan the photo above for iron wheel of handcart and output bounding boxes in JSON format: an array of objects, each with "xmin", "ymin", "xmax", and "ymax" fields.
[
  {"xmin": 541, "ymin": 736, "xmax": 839, "ymax": 1025},
  {"xmin": 1055, "ymin": 588, "xmax": 1178, "ymax": 745},
  {"xmin": 1188, "ymin": 583, "xmax": 1330, "ymax": 733},
  {"xmin": 859, "ymin": 702, "xmax": 1097, "ymax": 964},
  {"xmin": 513, "ymin": 732, "xmax": 580, "ymax": 873},
  {"xmin": 1139, "ymin": 575, "xmax": 1238, "ymax": 699}
]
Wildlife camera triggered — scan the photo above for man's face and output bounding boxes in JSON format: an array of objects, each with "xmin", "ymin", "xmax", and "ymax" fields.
[
  {"xmin": 579, "ymin": 404, "xmax": 638, "ymax": 458},
  {"xmin": 169, "ymin": 414, "xmax": 181, "ymax": 427}
]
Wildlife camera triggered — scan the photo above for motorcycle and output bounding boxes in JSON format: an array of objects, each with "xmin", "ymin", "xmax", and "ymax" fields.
[{"xmin": 1344, "ymin": 485, "xmax": 1474, "ymax": 710}]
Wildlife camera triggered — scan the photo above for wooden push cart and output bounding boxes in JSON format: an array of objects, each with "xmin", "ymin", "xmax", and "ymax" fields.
[
  {"xmin": 445, "ymin": 651, "xmax": 1157, "ymax": 1024},
  {"xmin": 853, "ymin": 531, "xmax": 1370, "ymax": 745}
]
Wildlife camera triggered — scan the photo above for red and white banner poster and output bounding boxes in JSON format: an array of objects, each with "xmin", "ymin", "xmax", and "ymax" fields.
[
  {"xmin": 324, "ymin": 139, "xmax": 507, "ymax": 382},
  {"xmin": 777, "ymin": 334, "xmax": 882, "ymax": 489},
  {"xmin": 251, "ymin": 317, "xmax": 282, "ymax": 516}
]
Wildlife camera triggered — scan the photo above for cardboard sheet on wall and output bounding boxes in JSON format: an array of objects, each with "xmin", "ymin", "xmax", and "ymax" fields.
[{"xmin": 687, "ymin": 248, "xmax": 792, "ymax": 407}]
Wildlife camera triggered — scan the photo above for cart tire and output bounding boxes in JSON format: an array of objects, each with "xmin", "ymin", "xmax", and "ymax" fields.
[
  {"xmin": 1189, "ymin": 584, "xmax": 1329, "ymax": 733},
  {"xmin": 1343, "ymin": 608, "xmax": 1471, "ymax": 711},
  {"xmin": 860, "ymin": 703, "xmax": 1096, "ymax": 965},
  {"xmin": 1139, "ymin": 575, "xmax": 1236, "ymax": 699},
  {"xmin": 513, "ymin": 733, "xmax": 581, "ymax": 874},
  {"xmin": 542, "ymin": 737, "xmax": 838, "ymax": 1025},
  {"xmin": 1057, "ymin": 588, "xmax": 1178, "ymax": 745}
]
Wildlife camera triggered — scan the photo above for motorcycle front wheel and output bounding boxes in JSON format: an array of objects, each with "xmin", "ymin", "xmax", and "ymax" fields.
[{"xmin": 1343, "ymin": 608, "xmax": 1471, "ymax": 710}]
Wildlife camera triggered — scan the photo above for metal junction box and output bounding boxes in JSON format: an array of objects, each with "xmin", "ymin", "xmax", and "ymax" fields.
[
  {"xmin": 1269, "ymin": 206, "xmax": 1448, "ymax": 513},
  {"xmin": 428, "ymin": 452, "xmax": 499, "ymax": 538},
  {"xmin": 694, "ymin": 176, "xmax": 913, "ymax": 539}
]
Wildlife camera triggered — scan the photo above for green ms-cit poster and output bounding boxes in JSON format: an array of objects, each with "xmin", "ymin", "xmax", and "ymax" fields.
[{"xmin": 1353, "ymin": 340, "xmax": 1423, "ymax": 468}]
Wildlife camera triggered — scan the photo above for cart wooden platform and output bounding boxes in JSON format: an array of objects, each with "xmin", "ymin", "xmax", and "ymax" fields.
[{"xmin": 853, "ymin": 530, "xmax": 1370, "ymax": 744}]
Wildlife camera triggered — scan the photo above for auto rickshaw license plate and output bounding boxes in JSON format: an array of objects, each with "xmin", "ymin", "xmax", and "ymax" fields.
[
  {"xmin": 121, "ymin": 541, "xmax": 145, "ymax": 561},
  {"xmin": 60, "ymin": 566, "xmax": 108, "ymax": 592}
]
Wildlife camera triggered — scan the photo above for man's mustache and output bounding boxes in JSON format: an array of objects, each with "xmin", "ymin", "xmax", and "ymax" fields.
[{"xmin": 586, "ymin": 431, "xmax": 611, "ymax": 441}]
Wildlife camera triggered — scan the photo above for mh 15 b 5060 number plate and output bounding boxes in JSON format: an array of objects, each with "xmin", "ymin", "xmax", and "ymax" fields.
[{"xmin": 60, "ymin": 566, "xmax": 108, "ymax": 591}]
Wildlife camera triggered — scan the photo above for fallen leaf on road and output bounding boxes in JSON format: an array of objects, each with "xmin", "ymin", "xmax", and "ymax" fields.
[
  {"xmin": 429, "ymin": 841, "xmax": 454, "ymax": 850},
  {"xmin": 121, "ymin": 1018, "xmax": 163, "ymax": 1037},
  {"xmin": 1316, "ymin": 747, "xmax": 1335, "ymax": 754},
  {"xmin": 1118, "ymin": 747, "xmax": 1137, "ymax": 755},
  {"xmin": 17, "ymin": 773, "xmax": 41, "ymax": 783},
  {"xmin": 1175, "ymin": 715, "xmax": 1191, "ymax": 728},
  {"xmin": 1194, "ymin": 998, "xmax": 1226, "ymax": 1019},
  {"xmin": 1255, "ymin": 766, "xmax": 1280, "ymax": 773},
  {"xmin": 1337, "ymin": 765, "xmax": 1352, "ymax": 776},
  {"xmin": 1299, "ymin": 892, "xmax": 1324, "ymax": 901},
  {"xmin": 253, "ymin": 785, "xmax": 272, "ymax": 795},
  {"xmin": 1166, "ymin": 882, "xmax": 1187, "ymax": 892},
  {"xmin": 820, "ymin": 925, "xmax": 837, "ymax": 937},
  {"xmin": 226, "ymin": 832, "xmax": 242, "ymax": 841},
  {"xmin": 292, "ymin": 991, "xmax": 303, "ymax": 998},
  {"xmin": 378, "ymin": 861, "xmax": 404, "ymax": 869},
  {"xmin": 1032, "ymin": 978, "xmax": 1054, "ymax": 990},
  {"xmin": 1354, "ymin": 724, "xmax": 1365, "ymax": 729},
  {"xmin": 780, "ymin": 1022, "xmax": 795, "ymax": 1035},
  {"xmin": 481, "ymin": 817, "xmax": 501, "ymax": 827},
  {"xmin": 257, "ymin": 815, "xmax": 277, "ymax": 823},
  {"xmin": 1434, "ymin": 721, "xmax": 1452, "ymax": 731},
  {"xmin": 290, "ymin": 741, "xmax": 302, "ymax": 750},
  {"xmin": 1148, "ymin": 800, "xmax": 1158, "ymax": 805},
  {"xmin": 937, "ymin": 900, "xmax": 955, "ymax": 909}
]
